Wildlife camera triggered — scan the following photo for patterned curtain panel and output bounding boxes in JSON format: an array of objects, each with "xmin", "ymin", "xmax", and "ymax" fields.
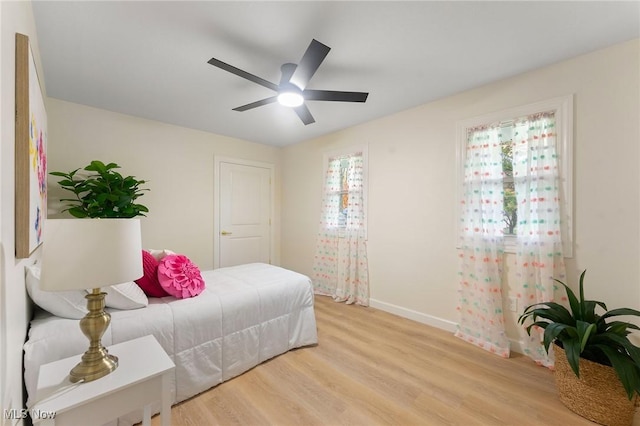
[
  {"xmin": 512, "ymin": 113, "xmax": 566, "ymax": 367},
  {"xmin": 456, "ymin": 125, "xmax": 510, "ymax": 357},
  {"xmin": 313, "ymin": 153, "xmax": 370, "ymax": 306}
]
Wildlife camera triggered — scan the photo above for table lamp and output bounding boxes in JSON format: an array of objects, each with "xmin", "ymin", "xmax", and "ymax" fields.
[{"xmin": 40, "ymin": 218, "xmax": 143, "ymax": 383}]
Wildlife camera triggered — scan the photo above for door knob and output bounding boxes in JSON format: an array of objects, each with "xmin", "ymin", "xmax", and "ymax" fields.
[{"xmin": 221, "ymin": 231, "xmax": 232, "ymax": 235}]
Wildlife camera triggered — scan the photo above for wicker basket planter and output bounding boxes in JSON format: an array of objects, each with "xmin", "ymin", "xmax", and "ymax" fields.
[{"xmin": 554, "ymin": 343, "xmax": 637, "ymax": 426}]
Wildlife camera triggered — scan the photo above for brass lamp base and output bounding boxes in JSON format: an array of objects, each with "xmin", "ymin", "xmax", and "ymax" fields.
[{"xmin": 70, "ymin": 288, "xmax": 118, "ymax": 383}]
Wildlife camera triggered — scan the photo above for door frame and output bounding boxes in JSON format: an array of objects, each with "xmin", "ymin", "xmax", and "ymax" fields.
[{"xmin": 213, "ymin": 156, "xmax": 275, "ymax": 269}]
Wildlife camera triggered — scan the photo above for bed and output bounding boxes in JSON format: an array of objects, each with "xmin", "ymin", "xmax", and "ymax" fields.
[{"xmin": 23, "ymin": 262, "xmax": 318, "ymax": 425}]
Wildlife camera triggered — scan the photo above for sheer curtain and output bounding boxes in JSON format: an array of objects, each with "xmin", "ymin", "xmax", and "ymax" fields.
[
  {"xmin": 312, "ymin": 153, "xmax": 369, "ymax": 306},
  {"xmin": 513, "ymin": 113, "xmax": 566, "ymax": 366},
  {"xmin": 456, "ymin": 125, "xmax": 510, "ymax": 357}
]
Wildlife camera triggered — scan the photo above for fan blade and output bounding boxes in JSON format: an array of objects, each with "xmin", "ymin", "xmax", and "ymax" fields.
[
  {"xmin": 233, "ymin": 96, "xmax": 278, "ymax": 112},
  {"xmin": 304, "ymin": 90, "xmax": 369, "ymax": 103},
  {"xmin": 293, "ymin": 104, "xmax": 315, "ymax": 125},
  {"xmin": 208, "ymin": 57, "xmax": 278, "ymax": 91},
  {"xmin": 289, "ymin": 39, "xmax": 330, "ymax": 90}
]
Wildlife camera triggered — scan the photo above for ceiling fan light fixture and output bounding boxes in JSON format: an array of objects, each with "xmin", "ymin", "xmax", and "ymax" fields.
[{"xmin": 277, "ymin": 91, "xmax": 304, "ymax": 107}]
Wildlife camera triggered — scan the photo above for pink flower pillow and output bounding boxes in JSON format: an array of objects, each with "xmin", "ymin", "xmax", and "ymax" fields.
[
  {"xmin": 135, "ymin": 250, "xmax": 169, "ymax": 297},
  {"xmin": 157, "ymin": 254, "xmax": 205, "ymax": 299}
]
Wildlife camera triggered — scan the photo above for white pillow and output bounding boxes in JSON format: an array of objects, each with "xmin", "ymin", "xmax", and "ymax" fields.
[
  {"xmin": 98, "ymin": 282, "xmax": 148, "ymax": 310},
  {"xmin": 148, "ymin": 249, "xmax": 176, "ymax": 261},
  {"xmin": 25, "ymin": 263, "xmax": 88, "ymax": 319}
]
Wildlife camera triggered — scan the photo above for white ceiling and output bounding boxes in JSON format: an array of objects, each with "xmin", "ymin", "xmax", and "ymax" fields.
[{"xmin": 32, "ymin": 1, "xmax": 639, "ymax": 147}]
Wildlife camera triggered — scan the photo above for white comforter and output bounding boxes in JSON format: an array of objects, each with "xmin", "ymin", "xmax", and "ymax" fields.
[{"xmin": 23, "ymin": 263, "xmax": 318, "ymax": 423}]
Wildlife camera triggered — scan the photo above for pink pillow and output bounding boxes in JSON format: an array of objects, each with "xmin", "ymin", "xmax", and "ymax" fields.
[
  {"xmin": 135, "ymin": 250, "xmax": 168, "ymax": 297},
  {"xmin": 157, "ymin": 254, "xmax": 205, "ymax": 299}
]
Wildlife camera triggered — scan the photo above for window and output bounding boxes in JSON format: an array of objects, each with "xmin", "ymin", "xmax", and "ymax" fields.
[
  {"xmin": 322, "ymin": 147, "xmax": 368, "ymax": 233},
  {"xmin": 336, "ymin": 157, "xmax": 351, "ymax": 228},
  {"xmin": 456, "ymin": 95, "xmax": 573, "ymax": 256}
]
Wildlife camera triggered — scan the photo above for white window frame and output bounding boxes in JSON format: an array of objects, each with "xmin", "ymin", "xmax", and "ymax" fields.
[
  {"xmin": 455, "ymin": 95, "xmax": 574, "ymax": 257},
  {"xmin": 322, "ymin": 145, "xmax": 369, "ymax": 238}
]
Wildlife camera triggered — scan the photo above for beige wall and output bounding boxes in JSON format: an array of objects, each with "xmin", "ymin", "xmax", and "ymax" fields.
[
  {"xmin": 46, "ymin": 99, "xmax": 282, "ymax": 270},
  {"xmin": 0, "ymin": 2, "xmax": 44, "ymax": 422},
  {"xmin": 281, "ymin": 39, "xmax": 640, "ymax": 348}
]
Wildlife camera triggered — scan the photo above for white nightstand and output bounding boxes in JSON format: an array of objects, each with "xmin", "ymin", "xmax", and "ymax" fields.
[{"xmin": 30, "ymin": 335, "xmax": 175, "ymax": 426}]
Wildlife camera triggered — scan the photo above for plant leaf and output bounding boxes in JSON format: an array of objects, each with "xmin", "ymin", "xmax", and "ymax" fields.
[
  {"xmin": 576, "ymin": 320, "xmax": 597, "ymax": 352},
  {"xmin": 85, "ymin": 160, "xmax": 106, "ymax": 173},
  {"xmin": 581, "ymin": 301, "xmax": 602, "ymax": 323},
  {"xmin": 591, "ymin": 333, "xmax": 640, "ymax": 366},
  {"xmin": 554, "ymin": 277, "xmax": 580, "ymax": 320},
  {"xmin": 578, "ymin": 270, "xmax": 587, "ymax": 318},
  {"xmin": 519, "ymin": 303, "xmax": 574, "ymax": 327},
  {"xmin": 563, "ymin": 338, "xmax": 582, "ymax": 377},
  {"xmin": 68, "ymin": 207, "xmax": 88, "ymax": 218},
  {"xmin": 601, "ymin": 308, "xmax": 640, "ymax": 320},
  {"xmin": 606, "ymin": 321, "xmax": 640, "ymax": 335},
  {"xmin": 542, "ymin": 323, "xmax": 573, "ymax": 353},
  {"xmin": 524, "ymin": 321, "xmax": 551, "ymax": 335}
]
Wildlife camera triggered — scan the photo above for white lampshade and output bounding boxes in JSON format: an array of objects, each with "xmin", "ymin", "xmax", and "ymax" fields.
[{"xmin": 40, "ymin": 219, "xmax": 143, "ymax": 291}]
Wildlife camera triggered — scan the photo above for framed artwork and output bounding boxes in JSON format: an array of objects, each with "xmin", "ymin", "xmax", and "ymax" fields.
[{"xmin": 15, "ymin": 33, "xmax": 47, "ymax": 258}]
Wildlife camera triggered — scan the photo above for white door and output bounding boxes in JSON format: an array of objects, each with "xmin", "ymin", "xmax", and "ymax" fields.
[{"xmin": 217, "ymin": 161, "xmax": 271, "ymax": 268}]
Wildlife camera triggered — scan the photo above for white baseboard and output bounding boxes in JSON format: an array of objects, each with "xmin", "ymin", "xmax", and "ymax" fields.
[
  {"xmin": 369, "ymin": 298, "xmax": 458, "ymax": 333},
  {"xmin": 369, "ymin": 299, "xmax": 528, "ymax": 355},
  {"xmin": 508, "ymin": 337, "xmax": 525, "ymax": 355}
]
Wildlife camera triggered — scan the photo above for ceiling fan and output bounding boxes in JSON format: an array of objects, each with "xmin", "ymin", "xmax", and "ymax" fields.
[{"xmin": 207, "ymin": 39, "xmax": 369, "ymax": 125}]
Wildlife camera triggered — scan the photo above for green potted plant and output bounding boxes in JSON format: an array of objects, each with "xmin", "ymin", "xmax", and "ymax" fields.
[
  {"xmin": 518, "ymin": 270, "xmax": 640, "ymax": 426},
  {"xmin": 50, "ymin": 160, "xmax": 149, "ymax": 218}
]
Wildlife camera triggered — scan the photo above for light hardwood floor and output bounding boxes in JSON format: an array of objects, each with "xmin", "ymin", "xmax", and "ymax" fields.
[{"xmin": 152, "ymin": 295, "xmax": 595, "ymax": 425}]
